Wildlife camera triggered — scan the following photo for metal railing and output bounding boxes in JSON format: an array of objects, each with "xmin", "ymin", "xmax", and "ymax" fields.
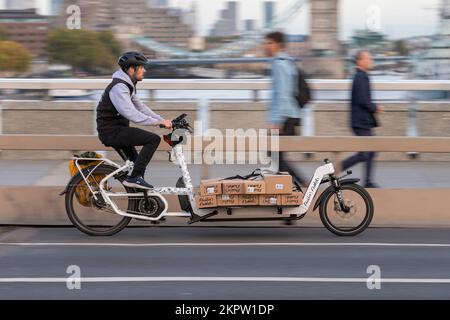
[
  {"xmin": 1, "ymin": 78, "xmax": 449, "ymax": 93},
  {"xmin": 0, "ymin": 79, "xmax": 448, "ymax": 146},
  {"xmin": 1, "ymin": 135, "xmax": 450, "ymax": 153}
]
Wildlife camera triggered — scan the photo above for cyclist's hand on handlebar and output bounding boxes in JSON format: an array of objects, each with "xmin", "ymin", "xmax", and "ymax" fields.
[{"xmin": 158, "ymin": 119, "xmax": 173, "ymax": 129}]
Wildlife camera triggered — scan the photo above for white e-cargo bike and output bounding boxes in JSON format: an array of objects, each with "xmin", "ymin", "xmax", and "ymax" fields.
[{"xmin": 61, "ymin": 114, "xmax": 374, "ymax": 237}]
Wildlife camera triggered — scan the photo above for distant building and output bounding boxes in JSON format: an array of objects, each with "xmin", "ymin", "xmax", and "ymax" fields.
[
  {"xmin": 244, "ymin": 19, "xmax": 255, "ymax": 32},
  {"xmin": 286, "ymin": 34, "xmax": 309, "ymax": 57},
  {"xmin": 309, "ymin": 0, "xmax": 340, "ymax": 56},
  {"xmin": 413, "ymin": 0, "xmax": 450, "ymax": 82},
  {"xmin": 180, "ymin": 1, "xmax": 198, "ymax": 36},
  {"xmin": 210, "ymin": 20, "xmax": 234, "ymax": 37},
  {"xmin": 0, "ymin": 8, "xmax": 49, "ymax": 57},
  {"xmin": 209, "ymin": 1, "xmax": 238, "ymax": 37},
  {"xmin": 441, "ymin": 0, "xmax": 450, "ymax": 35},
  {"xmin": 144, "ymin": 7, "xmax": 194, "ymax": 49},
  {"xmin": 263, "ymin": 1, "xmax": 275, "ymax": 28},
  {"xmin": 148, "ymin": 0, "xmax": 168, "ymax": 7},
  {"xmin": 351, "ymin": 29, "xmax": 386, "ymax": 48},
  {"xmin": 5, "ymin": 0, "xmax": 36, "ymax": 10},
  {"xmin": 225, "ymin": 1, "xmax": 237, "ymax": 33},
  {"xmin": 49, "ymin": 0, "xmax": 64, "ymax": 15},
  {"xmin": 61, "ymin": 0, "xmax": 194, "ymax": 49}
]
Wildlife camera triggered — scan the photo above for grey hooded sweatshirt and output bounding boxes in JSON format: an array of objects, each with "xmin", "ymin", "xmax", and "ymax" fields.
[{"xmin": 108, "ymin": 69, "xmax": 164, "ymax": 126}]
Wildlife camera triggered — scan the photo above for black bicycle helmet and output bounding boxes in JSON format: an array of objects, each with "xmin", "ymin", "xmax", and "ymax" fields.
[{"xmin": 118, "ymin": 51, "xmax": 148, "ymax": 70}]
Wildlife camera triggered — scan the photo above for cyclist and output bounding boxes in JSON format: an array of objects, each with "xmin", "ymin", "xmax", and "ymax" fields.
[{"xmin": 96, "ymin": 51, "xmax": 172, "ymax": 189}]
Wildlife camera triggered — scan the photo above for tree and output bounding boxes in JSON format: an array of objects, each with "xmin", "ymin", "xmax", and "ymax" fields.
[
  {"xmin": 97, "ymin": 31, "xmax": 122, "ymax": 57},
  {"xmin": 0, "ymin": 40, "xmax": 32, "ymax": 73},
  {"xmin": 47, "ymin": 29, "xmax": 123, "ymax": 73},
  {"xmin": 0, "ymin": 27, "xmax": 9, "ymax": 40},
  {"xmin": 394, "ymin": 40, "xmax": 410, "ymax": 56}
]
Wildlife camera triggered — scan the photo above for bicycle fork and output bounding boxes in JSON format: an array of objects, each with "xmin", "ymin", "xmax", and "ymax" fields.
[{"xmin": 328, "ymin": 173, "xmax": 350, "ymax": 213}]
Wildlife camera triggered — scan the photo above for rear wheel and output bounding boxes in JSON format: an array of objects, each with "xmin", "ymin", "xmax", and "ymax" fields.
[
  {"xmin": 65, "ymin": 165, "xmax": 135, "ymax": 236},
  {"xmin": 319, "ymin": 183, "xmax": 374, "ymax": 236}
]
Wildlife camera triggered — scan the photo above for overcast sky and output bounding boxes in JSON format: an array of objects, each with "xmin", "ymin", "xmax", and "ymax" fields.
[{"xmin": 7, "ymin": 0, "xmax": 443, "ymax": 39}]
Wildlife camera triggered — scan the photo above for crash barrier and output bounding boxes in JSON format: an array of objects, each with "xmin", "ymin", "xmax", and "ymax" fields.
[{"xmin": 1, "ymin": 135, "xmax": 450, "ymax": 227}]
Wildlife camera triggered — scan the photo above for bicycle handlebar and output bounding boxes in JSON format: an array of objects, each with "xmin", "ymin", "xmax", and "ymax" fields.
[{"xmin": 159, "ymin": 113, "xmax": 192, "ymax": 132}]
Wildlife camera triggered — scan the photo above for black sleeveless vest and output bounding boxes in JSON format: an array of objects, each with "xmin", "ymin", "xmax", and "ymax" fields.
[{"xmin": 96, "ymin": 78, "xmax": 135, "ymax": 135}]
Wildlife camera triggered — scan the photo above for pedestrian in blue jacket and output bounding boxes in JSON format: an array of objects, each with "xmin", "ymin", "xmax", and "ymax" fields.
[{"xmin": 264, "ymin": 31, "xmax": 306, "ymax": 186}]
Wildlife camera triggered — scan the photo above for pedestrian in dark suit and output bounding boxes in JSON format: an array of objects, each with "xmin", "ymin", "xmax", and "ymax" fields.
[{"xmin": 342, "ymin": 50, "xmax": 383, "ymax": 188}]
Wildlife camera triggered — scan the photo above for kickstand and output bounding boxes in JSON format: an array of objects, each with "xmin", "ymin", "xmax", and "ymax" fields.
[
  {"xmin": 189, "ymin": 210, "xmax": 218, "ymax": 224},
  {"xmin": 143, "ymin": 189, "xmax": 150, "ymax": 206}
]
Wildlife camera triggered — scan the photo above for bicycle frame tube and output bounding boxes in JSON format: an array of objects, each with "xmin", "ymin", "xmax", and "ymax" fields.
[
  {"xmin": 171, "ymin": 143, "xmax": 216, "ymax": 217},
  {"xmin": 92, "ymin": 145, "xmax": 195, "ymax": 221},
  {"xmin": 78, "ymin": 145, "xmax": 332, "ymax": 221},
  {"xmin": 96, "ymin": 161, "xmax": 171, "ymax": 221},
  {"xmin": 298, "ymin": 163, "xmax": 335, "ymax": 215}
]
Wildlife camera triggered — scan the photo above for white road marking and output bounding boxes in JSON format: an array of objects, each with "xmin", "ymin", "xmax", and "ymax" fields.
[
  {"xmin": 1, "ymin": 242, "xmax": 450, "ymax": 248},
  {"xmin": 0, "ymin": 276, "xmax": 450, "ymax": 284}
]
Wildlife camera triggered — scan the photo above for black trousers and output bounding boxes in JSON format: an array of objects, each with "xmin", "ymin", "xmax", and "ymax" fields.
[
  {"xmin": 341, "ymin": 127, "xmax": 376, "ymax": 184},
  {"xmin": 99, "ymin": 127, "xmax": 161, "ymax": 178},
  {"xmin": 277, "ymin": 117, "xmax": 307, "ymax": 185}
]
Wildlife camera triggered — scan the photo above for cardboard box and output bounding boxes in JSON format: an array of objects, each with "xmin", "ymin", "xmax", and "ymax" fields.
[
  {"xmin": 263, "ymin": 174, "xmax": 293, "ymax": 194},
  {"xmin": 217, "ymin": 194, "xmax": 239, "ymax": 206},
  {"xmin": 281, "ymin": 192, "xmax": 303, "ymax": 206},
  {"xmin": 243, "ymin": 180, "xmax": 266, "ymax": 194},
  {"xmin": 195, "ymin": 194, "xmax": 218, "ymax": 208},
  {"xmin": 259, "ymin": 194, "xmax": 281, "ymax": 206},
  {"xmin": 199, "ymin": 179, "xmax": 222, "ymax": 195},
  {"xmin": 238, "ymin": 194, "xmax": 259, "ymax": 206},
  {"xmin": 222, "ymin": 179, "xmax": 245, "ymax": 195}
]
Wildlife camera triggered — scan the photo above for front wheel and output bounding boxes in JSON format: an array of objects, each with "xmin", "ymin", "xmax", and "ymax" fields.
[{"xmin": 319, "ymin": 183, "xmax": 374, "ymax": 236}]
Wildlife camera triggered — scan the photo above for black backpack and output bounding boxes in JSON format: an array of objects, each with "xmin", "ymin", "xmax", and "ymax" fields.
[
  {"xmin": 275, "ymin": 57, "xmax": 312, "ymax": 109},
  {"xmin": 295, "ymin": 68, "xmax": 311, "ymax": 108}
]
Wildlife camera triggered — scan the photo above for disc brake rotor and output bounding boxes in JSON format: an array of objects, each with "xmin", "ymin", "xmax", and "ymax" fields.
[{"xmin": 333, "ymin": 198, "xmax": 357, "ymax": 219}]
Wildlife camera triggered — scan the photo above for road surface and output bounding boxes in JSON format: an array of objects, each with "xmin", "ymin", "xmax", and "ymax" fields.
[{"xmin": 0, "ymin": 226, "xmax": 449, "ymax": 299}]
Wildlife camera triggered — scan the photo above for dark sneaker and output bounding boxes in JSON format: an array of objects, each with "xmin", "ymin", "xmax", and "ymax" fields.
[{"xmin": 123, "ymin": 176, "xmax": 154, "ymax": 189}]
